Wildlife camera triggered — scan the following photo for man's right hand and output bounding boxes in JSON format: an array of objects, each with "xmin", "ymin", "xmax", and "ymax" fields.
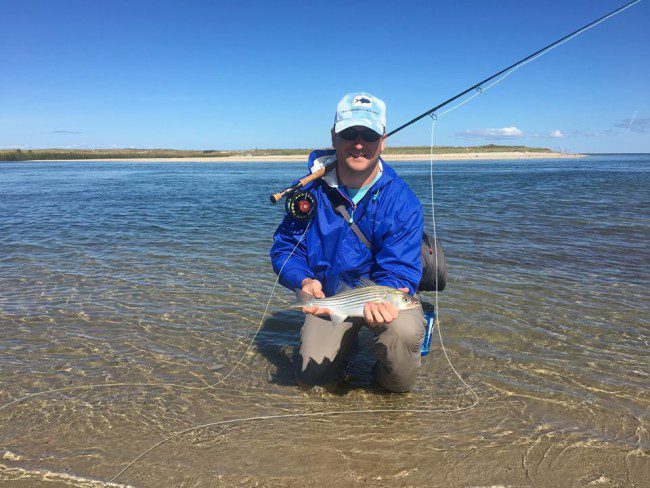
[{"xmin": 300, "ymin": 278, "xmax": 330, "ymax": 316}]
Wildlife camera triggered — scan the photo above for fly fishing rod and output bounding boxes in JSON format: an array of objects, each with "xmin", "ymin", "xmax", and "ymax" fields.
[{"xmin": 269, "ymin": 0, "xmax": 642, "ymax": 204}]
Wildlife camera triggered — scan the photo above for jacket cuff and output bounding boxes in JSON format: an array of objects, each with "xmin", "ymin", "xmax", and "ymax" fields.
[{"xmin": 279, "ymin": 266, "xmax": 313, "ymax": 291}]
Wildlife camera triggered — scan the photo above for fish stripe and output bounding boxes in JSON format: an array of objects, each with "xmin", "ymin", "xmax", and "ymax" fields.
[
  {"xmin": 319, "ymin": 290, "xmax": 388, "ymax": 302},
  {"xmin": 320, "ymin": 292, "xmax": 386, "ymax": 303},
  {"xmin": 316, "ymin": 291, "xmax": 395, "ymax": 307},
  {"xmin": 294, "ymin": 286, "xmax": 419, "ymax": 321},
  {"xmin": 325, "ymin": 296, "xmax": 386, "ymax": 307}
]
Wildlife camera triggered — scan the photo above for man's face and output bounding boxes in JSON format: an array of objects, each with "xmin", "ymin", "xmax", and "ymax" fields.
[{"xmin": 331, "ymin": 125, "xmax": 386, "ymax": 173}]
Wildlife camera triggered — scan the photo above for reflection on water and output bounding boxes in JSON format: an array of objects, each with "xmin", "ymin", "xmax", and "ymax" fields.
[{"xmin": 0, "ymin": 156, "xmax": 648, "ymax": 486}]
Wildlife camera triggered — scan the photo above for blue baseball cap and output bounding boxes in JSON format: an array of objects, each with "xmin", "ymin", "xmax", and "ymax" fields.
[{"xmin": 334, "ymin": 92, "xmax": 386, "ymax": 135}]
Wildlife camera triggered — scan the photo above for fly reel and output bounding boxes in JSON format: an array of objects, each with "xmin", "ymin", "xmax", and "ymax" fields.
[{"xmin": 285, "ymin": 190, "xmax": 316, "ymax": 221}]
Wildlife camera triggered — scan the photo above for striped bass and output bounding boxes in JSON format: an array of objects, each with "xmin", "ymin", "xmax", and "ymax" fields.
[{"xmin": 292, "ymin": 279, "xmax": 420, "ymax": 326}]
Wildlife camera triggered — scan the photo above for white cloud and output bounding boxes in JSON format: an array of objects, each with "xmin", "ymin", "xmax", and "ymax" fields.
[
  {"xmin": 548, "ymin": 130, "xmax": 563, "ymax": 138},
  {"xmin": 456, "ymin": 126, "xmax": 523, "ymax": 139}
]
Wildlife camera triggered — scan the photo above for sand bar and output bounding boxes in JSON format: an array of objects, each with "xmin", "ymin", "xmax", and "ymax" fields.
[{"xmin": 23, "ymin": 151, "xmax": 584, "ymax": 163}]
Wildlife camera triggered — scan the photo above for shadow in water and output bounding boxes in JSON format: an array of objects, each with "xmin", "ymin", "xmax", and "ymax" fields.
[
  {"xmin": 254, "ymin": 310, "xmax": 302, "ymax": 386},
  {"xmin": 254, "ymin": 311, "xmax": 377, "ymax": 390}
]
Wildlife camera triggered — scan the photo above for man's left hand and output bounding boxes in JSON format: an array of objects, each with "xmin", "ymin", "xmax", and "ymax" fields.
[{"xmin": 364, "ymin": 287, "xmax": 410, "ymax": 327}]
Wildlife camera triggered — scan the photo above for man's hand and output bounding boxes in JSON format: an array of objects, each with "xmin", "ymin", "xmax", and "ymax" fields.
[
  {"xmin": 364, "ymin": 287, "xmax": 409, "ymax": 327},
  {"xmin": 300, "ymin": 278, "xmax": 330, "ymax": 316}
]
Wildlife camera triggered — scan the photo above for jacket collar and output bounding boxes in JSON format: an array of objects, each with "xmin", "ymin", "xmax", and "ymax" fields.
[
  {"xmin": 322, "ymin": 159, "xmax": 384, "ymax": 189},
  {"xmin": 309, "ymin": 149, "xmax": 395, "ymax": 191}
]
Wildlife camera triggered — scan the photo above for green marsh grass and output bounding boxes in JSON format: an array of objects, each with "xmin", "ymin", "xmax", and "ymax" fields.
[{"xmin": 1, "ymin": 145, "xmax": 552, "ymax": 162}]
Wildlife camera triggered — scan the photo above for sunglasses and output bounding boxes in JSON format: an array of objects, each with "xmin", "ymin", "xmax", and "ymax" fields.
[{"xmin": 338, "ymin": 127, "xmax": 382, "ymax": 142}]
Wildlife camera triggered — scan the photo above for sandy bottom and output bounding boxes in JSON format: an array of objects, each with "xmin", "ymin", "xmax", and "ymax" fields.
[{"xmin": 3, "ymin": 153, "xmax": 646, "ymax": 488}]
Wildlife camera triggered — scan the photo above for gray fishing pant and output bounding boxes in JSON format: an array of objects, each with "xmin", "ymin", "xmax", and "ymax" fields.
[{"xmin": 296, "ymin": 306, "xmax": 426, "ymax": 393}]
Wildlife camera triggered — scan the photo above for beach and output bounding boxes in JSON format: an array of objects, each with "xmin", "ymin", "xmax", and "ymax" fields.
[{"xmin": 20, "ymin": 150, "xmax": 585, "ymax": 163}]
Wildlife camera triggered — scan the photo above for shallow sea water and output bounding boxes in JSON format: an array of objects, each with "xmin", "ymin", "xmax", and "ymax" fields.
[{"xmin": 0, "ymin": 156, "xmax": 648, "ymax": 487}]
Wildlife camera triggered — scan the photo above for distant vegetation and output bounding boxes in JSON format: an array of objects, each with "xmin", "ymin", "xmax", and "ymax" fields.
[
  {"xmin": 1, "ymin": 144, "xmax": 552, "ymax": 162},
  {"xmin": 383, "ymin": 144, "xmax": 552, "ymax": 154},
  {"xmin": 0, "ymin": 148, "xmax": 238, "ymax": 161}
]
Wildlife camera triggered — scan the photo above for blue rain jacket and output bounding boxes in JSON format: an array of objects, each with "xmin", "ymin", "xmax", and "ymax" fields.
[{"xmin": 270, "ymin": 149, "xmax": 423, "ymax": 297}]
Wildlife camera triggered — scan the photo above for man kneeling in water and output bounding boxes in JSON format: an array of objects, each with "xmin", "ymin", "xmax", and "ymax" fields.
[{"xmin": 270, "ymin": 92, "xmax": 425, "ymax": 392}]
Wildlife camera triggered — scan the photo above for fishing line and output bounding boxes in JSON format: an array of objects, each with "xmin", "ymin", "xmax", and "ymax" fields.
[
  {"xmin": 387, "ymin": 0, "xmax": 642, "ymax": 137},
  {"xmin": 0, "ymin": 225, "xmax": 313, "ymax": 414},
  {"xmin": 408, "ymin": 0, "xmax": 643, "ymax": 406},
  {"xmin": 109, "ymin": 102, "xmax": 484, "ymax": 488},
  {"xmin": 628, "ymin": 108, "xmax": 638, "ymax": 129},
  {"xmin": 428, "ymin": 116, "xmax": 479, "ymax": 406},
  {"xmin": 2, "ymin": 0, "xmax": 641, "ymax": 482}
]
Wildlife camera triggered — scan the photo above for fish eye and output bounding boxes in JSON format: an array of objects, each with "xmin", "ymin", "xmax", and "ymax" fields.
[{"xmin": 402, "ymin": 297, "xmax": 409, "ymax": 302}]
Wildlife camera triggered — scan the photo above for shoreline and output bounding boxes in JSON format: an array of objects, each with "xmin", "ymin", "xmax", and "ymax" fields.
[{"xmin": 19, "ymin": 151, "xmax": 585, "ymax": 163}]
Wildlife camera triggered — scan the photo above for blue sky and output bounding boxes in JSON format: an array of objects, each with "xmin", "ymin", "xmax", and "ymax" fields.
[{"xmin": 1, "ymin": 0, "xmax": 648, "ymax": 153}]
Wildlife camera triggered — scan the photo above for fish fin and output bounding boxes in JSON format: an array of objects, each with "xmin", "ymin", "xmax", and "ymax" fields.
[
  {"xmin": 329, "ymin": 311, "xmax": 347, "ymax": 327},
  {"xmin": 293, "ymin": 289, "xmax": 314, "ymax": 308},
  {"xmin": 356, "ymin": 277, "xmax": 377, "ymax": 288},
  {"xmin": 336, "ymin": 281, "xmax": 352, "ymax": 293}
]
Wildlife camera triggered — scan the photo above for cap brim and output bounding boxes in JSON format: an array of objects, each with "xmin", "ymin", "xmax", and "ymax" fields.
[{"xmin": 334, "ymin": 118, "xmax": 384, "ymax": 136}]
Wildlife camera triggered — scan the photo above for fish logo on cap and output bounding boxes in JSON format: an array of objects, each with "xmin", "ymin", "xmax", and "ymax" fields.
[{"xmin": 335, "ymin": 92, "xmax": 387, "ymax": 135}]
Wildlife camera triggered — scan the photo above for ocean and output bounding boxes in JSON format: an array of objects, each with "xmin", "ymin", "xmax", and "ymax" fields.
[{"xmin": 0, "ymin": 155, "xmax": 648, "ymax": 487}]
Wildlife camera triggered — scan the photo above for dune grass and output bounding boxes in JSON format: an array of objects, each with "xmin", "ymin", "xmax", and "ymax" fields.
[{"xmin": 1, "ymin": 144, "xmax": 552, "ymax": 162}]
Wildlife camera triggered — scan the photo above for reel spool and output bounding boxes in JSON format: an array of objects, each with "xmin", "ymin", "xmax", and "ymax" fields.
[{"xmin": 285, "ymin": 190, "xmax": 316, "ymax": 221}]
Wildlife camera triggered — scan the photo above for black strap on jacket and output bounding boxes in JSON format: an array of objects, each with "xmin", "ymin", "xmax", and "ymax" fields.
[
  {"xmin": 334, "ymin": 204, "xmax": 373, "ymax": 251},
  {"xmin": 321, "ymin": 182, "xmax": 374, "ymax": 251},
  {"xmin": 328, "ymin": 185, "xmax": 446, "ymax": 292}
]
